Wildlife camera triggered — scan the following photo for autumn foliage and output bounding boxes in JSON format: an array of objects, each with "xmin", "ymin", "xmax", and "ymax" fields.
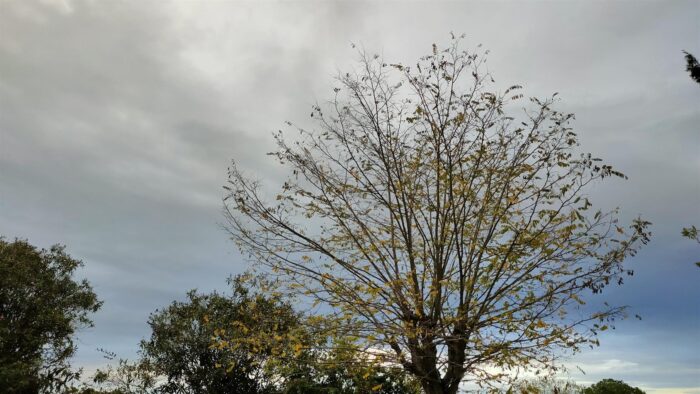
[{"xmin": 224, "ymin": 37, "xmax": 651, "ymax": 393}]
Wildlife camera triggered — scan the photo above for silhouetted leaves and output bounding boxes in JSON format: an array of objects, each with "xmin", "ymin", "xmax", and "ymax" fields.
[{"xmin": 682, "ymin": 51, "xmax": 700, "ymax": 84}]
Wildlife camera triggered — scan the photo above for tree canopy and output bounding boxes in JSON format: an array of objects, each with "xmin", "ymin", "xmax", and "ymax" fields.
[
  {"xmin": 224, "ymin": 37, "xmax": 651, "ymax": 394},
  {"xmin": 0, "ymin": 238, "xmax": 102, "ymax": 393},
  {"xmin": 582, "ymin": 378, "xmax": 645, "ymax": 394},
  {"xmin": 139, "ymin": 274, "xmax": 303, "ymax": 394}
]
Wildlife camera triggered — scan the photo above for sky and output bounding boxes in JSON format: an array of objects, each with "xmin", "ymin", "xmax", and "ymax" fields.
[{"xmin": 0, "ymin": 0, "xmax": 698, "ymax": 392}]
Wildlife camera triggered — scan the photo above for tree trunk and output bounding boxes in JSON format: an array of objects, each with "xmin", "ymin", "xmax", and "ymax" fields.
[
  {"xmin": 420, "ymin": 380, "xmax": 462, "ymax": 394},
  {"xmin": 414, "ymin": 339, "xmax": 466, "ymax": 394}
]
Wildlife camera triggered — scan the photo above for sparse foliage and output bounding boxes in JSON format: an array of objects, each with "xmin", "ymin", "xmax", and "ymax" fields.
[
  {"xmin": 680, "ymin": 225, "xmax": 700, "ymax": 267},
  {"xmin": 86, "ymin": 358, "xmax": 157, "ymax": 394},
  {"xmin": 224, "ymin": 37, "xmax": 651, "ymax": 393},
  {"xmin": 681, "ymin": 225, "xmax": 699, "ymax": 243},
  {"xmin": 509, "ymin": 377, "xmax": 583, "ymax": 394}
]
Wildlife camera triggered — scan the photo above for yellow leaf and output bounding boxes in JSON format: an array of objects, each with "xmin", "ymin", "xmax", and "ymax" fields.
[{"xmin": 372, "ymin": 383, "xmax": 383, "ymax": 391}]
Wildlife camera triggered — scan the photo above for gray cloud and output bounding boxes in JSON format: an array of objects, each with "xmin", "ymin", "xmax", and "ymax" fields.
[{"xmin": 1, "ymin": 0, "xmax": 698, "ymax": 389}]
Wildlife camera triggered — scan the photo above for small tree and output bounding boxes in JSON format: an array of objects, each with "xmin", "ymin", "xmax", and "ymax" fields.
[
  {"xmin": 0, "ymin": 238, "xmax": 102, "ymax": 393},
  {"xmin": 583, "ymin": 378, "xmax": 644, "ymax": 394},
  {"xmin": 224, "ymin": 37, "xmax": 651, "ymax": 393},
  {"xmin": 139, "ymin": 275, "xmax": 298, "ymax": 394}
]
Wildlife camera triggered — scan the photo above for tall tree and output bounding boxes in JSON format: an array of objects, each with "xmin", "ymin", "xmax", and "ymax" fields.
[
  {"xmin": 224, "ymin": 37, "xmax": 651, "ymax": 393},
  {"xmin": 0, "ymin": 238, "xmax": 102, "ymax": 393}
]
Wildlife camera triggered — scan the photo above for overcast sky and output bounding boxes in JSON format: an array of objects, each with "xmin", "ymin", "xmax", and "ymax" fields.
[{"xmin": 1, "ymin": 0, "xmax": 698, "ymax": 392}]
